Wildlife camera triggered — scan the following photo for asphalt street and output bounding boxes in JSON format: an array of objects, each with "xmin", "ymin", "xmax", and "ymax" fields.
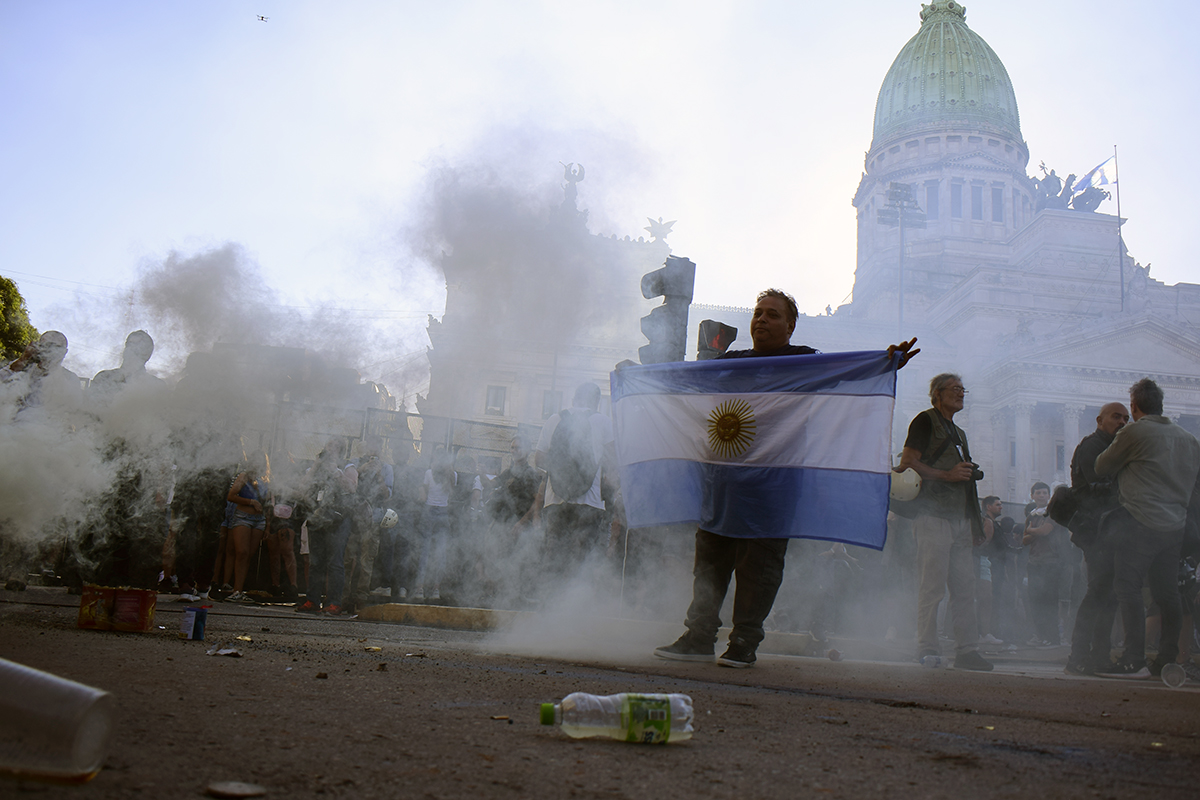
[{"xmin": 1, "ymin": 587, "xmax": 1197, "ymax": 799}]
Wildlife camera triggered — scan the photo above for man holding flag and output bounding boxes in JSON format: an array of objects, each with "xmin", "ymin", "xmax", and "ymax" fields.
[{"xmin": 628, "ymin": 288, "xmax": 916, "ymax": 668}]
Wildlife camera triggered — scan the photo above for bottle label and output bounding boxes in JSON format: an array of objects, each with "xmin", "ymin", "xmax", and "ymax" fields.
[{"xmin": 622, "ymin": 694, "xmax": 671, "ymax": 744}]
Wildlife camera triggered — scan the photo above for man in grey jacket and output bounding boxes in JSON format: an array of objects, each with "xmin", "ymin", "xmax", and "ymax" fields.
[{"xmin": 1094, "ymin": 378, "xmax": 1200, "ymax": 678}]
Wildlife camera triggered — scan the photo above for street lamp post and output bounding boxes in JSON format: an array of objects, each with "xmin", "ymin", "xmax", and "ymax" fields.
[{"xmin": 877, "ymin": 182, "xmax": 927, "ymax": 338}]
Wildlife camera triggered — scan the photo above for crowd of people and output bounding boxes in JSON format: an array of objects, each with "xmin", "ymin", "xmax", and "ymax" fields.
[{"xmin": 5, "ymin": 313, "xmax": 1200, "ymax": 682}]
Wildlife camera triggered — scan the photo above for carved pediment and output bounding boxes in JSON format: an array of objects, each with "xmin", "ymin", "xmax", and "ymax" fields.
[{"xmin": 1000, "ymin": 314, "xmax": 1200, "ymax": 375}]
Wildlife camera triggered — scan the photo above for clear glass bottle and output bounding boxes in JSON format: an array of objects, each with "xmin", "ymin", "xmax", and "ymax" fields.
[{"xmin": 540, "ymin": 692, "xmax": 693, "ymax": 744}]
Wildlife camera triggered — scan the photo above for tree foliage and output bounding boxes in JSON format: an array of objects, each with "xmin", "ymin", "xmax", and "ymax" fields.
[{"xmin": 1, "ymin": 275, "xmax": 39, "ymax": 362}]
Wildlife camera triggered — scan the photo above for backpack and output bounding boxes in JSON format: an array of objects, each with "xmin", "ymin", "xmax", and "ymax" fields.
[{"xmin": 546, "ymin": 409, "xmax": 599, "ymax": 500}]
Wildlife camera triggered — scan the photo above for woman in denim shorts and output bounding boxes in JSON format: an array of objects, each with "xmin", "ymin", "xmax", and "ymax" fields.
[{"xmin": 224, "ymin": 454, "xmax": 271, "ymax": 602}]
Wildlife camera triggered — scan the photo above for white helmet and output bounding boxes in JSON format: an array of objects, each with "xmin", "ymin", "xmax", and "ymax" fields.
[
  {"xmin": 381, "ymin": 508, "xmax": 399, "ymax": 529},
  {"xmin": 890, "ymin": 468, "xmax": 922, "ymax": 502}
]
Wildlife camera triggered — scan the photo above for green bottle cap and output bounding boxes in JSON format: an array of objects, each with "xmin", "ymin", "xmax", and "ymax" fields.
[{"xmin": 540, "ymin": 703, "xmax": 556, "ymax": 725}]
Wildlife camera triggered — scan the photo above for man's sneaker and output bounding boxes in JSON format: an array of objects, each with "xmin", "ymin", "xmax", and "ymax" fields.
[
  {"xmin": 953, "ymin": 650, "xmax": 994, "ymax": 671},
  {"xmin": 294, "ymin": 600, "xmax": 319, "ymax": 614},
  {"xmin": 397, "ymin": 587, "xmax": 407, "ymax": 600},
  {"xmin": 1063, "ymin": 658, "xmax": 1093, "ymax": 676},
  {"xmin": 412, "ymin": 588, "xmax": 425, "ymax": 602},
  {"xmin": 717, "ymin": 639, "xmax": 757, "ymax": 669},
  {"xmin": 323, "ymin": 604, "xmax": 343, "ymax": 616},
  {"xmin": 179, "ymin": 591, "xmax": 201, "ymax": 603},
  {"xmin": 653, "ymin": 634, "xmax": 715, "ymax": 662},
  {"xmin": 1095, "ymin": 660, "xmax": 1150, "ymax": 679},
  {"xmin": 980, "ymin": 634, "xmax": 1004, "ymax": 645},
  {"xmin": 429, "ymin": 589, "xmax": 441, "ymax": 601},
  {"xmin": 370, "ymin": 587, "xmax": 392, "ymax": 598}
]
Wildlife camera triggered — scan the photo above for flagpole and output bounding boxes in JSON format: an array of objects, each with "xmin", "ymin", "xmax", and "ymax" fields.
[{"xmin": 1114, "ymin": 144, "xmax": 1124, "ymax": 312}]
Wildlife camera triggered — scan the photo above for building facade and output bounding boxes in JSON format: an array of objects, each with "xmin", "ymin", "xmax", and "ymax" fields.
[{"xmin": 693, "ymin": 0, "xmax": 1200, "ymax": 503}]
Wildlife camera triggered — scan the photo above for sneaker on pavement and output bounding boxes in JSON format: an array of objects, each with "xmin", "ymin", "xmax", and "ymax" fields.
[
  {"xmin": 397, "ymin": 587, "xmax": 407, "ymax": 600},
  {"xmin": 980, "ymin": 634, "xmax": 1004, "ymax": 645},
  {"xmin": 294, "ymin": 600, "xmax": 320, "ymax": 614},
  {"xmin": 953, "ymin": 650, "xmax": 994, "ymax": 671},
  {"xmin": 370, "ymin": 587, "xmax": 392, "ymax": 598},
  {"xmin": 1181, "ymin": 661, "xmax": 1200, "ymax": 683},
  {"xmin": 323, "ymin": 604, "xmax": 343, "ymax": 616},
  {"xmin": 653, "ymin": 634, "xmax": 716, "ymax": 662},
  {"xmin": 430, "ymin": 589, "xmax": 441, "ymax": 601},
  {"xmin": 1095, "ymin": 660, "xmax": 1150, "ymax": 679},
  {"xmin": 179, "ymin": 591, "xmax": 201, "ymax": 603},
  {"xmin": 1063, "ymin": 658, "xmax": 1093, "ymax": 676},
  {"xmin": 717, "ymin": 639, "xmax": 757, "ymax": 668}
]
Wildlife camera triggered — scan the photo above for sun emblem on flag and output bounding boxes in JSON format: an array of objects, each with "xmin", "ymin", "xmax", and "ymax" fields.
[{"xmin": 707, "ymin": 398, "xmax": 757, "ymax": 459}]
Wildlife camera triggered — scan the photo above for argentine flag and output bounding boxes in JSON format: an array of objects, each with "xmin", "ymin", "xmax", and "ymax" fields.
[
  {"xmin": 1073, "ymin": 155, "xmax": 1117, "ymax": 194},
  {"xmin": 611, "ymin": 351, "xmax": 898, "ymax": 550}
]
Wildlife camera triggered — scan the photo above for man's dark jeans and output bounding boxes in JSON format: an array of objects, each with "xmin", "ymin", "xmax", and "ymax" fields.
[
  {"xmin": 684, "ymin": 529, "xmax": 789, "ymax": 649},
  {"xmin": 1109, "ymin": 507, "xmax": 1185, "ymax": 667},
  {"xmin": 1068, "ymin": 528, "xmax": 1118, "ymax": 667},
  {"xmin": 542, "ymin": 503, "xmax": 606, "ymax": 577},
  {"xmin": 307, "ymin": 515, "xmax": 352, "ymax": 606}
]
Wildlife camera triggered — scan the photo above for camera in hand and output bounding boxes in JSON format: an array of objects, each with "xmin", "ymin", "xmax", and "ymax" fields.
[{"xmin": 968, "ymin": 462, "xmax": 984, "ymax": 481}]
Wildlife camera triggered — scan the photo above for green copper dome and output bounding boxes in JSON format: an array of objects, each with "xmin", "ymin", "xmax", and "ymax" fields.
[{"xmin": 872, "ymin": 1, "xmax": 1021, "ymax": 148}]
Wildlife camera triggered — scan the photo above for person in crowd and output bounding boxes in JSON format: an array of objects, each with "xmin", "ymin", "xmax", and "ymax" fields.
[
  {"xmin": 83, "ymin": 330, "xmax": 170, "ymax": 590},
  {"xmin": 373, "ymin": 443, "xmax": 420, "ymax": 600},
  {"xmin": 166, "ymin": 463, "xmax": 230, "ymax": 602},
  {"xmin": 990, "ymin": 513, "xmax": 1020, "ymax": 643},
  {"xmin": 1, "ymin": 330, "xmax": 82, "ymax": 414},
  {"xmin": 1094, "ymin": 378, "xmax": 1200, "ymax": 678},
  {"xmin": 89, "ymin": 330, "xmax": 165, "ymax": 409},
  {"xmin": 296, "ymin": 439, "xmax": 355, "ymax": 614},
  {"xmin": 446, "ymin": 450, "xmax": 483, "ymax": 599},
  {"xmin": 478, "ymin": 435, "xmax": 543, "ymax": 604},
  {"xmin": 265, "ymin": 461, "xmax": 302, "ymax": 603},
  {"xmin": 223, "ymin": 454, "xmax": 271, "ymax": 603},
  {"xmin": 1064, "ymin": 402, "xmax": 1129, "ymax": 675},
  {"xmin": 535, "ymin": 382, "xmax": 616, "ymax": 583},
  {"xmin": 1022, "ymin": 482, "xmax": 1066, "ymax": 647},
  {"xmin": 655, "ymin": 288, "xmax": 918, "ymax": 668},
  {"xmin": 211, "ymin": 496, "xmax": 237, "ymax": 593},
  {"xmin": 894, "ymin": 373, "xmax": 992, "ymax": 671},
  {"xmin": 415, "ymin": 445, "xmax": 456, "ymax": 602},
  {"xmin": 976, "ymin": 495, "xmax": 1003, "ymax": 644},
  {"xmin": 343, "ymin": 435, "xmax": 393, "ymax": 612}
]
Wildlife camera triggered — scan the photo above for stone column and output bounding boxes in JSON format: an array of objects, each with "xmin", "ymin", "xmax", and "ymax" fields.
[
  {"xmin": 1013, "ymin": 401, "xmax": 1035, "ymax": 500},
  {"xmin": 1062, "ymin": 404, "xmax": 1085, "ymax": 475}
]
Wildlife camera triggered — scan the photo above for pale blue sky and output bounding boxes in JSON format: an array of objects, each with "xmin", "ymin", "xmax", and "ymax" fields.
[{"xmin": 2, "ymin": 0, "xmax": 1195, "ymax": 380}]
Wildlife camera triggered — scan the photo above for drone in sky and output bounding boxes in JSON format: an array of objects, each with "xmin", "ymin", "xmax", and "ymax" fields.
[{"xmin": 257, "ymin": 15, "xmax": 268, "ymax": 22}]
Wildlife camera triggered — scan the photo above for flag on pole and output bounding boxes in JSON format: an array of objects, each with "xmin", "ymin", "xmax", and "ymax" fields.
[
  {"xmin": 1073, "ymin": 155, "xmax": 1117, "ymax": 194},
  {"xmin": 610, "ymin": 350, "xmax": 898, "ymax": 550}
]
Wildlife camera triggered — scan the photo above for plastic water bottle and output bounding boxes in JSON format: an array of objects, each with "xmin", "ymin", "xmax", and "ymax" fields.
[
  {"xmin": 0, "ymin": 658, "xmax": 115, "ymax": 783},
  {"xmin": 540, "ymin": 692, "xmax": 694, "ymax": 744}
]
